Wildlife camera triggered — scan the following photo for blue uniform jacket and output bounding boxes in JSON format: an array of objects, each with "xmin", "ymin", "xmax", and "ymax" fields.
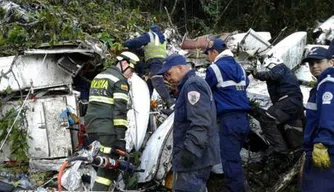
[
  {"xmin": 173, "ymin": 70, "xmax": 220, "ymax": 172},
  {"xmin": 254, "ymin": 63, "xmax": 303, "ymax": 103},
  {"xmin": 304, "ymin": 67, "xmax": 334, "ymax": 155},
  {"xmin": 123, "ymin": 25, "xmax": 165, "ymax": 50},
  {"xmin": 205, "ymin": 50, "xmax": 251, "ymax": 117}
]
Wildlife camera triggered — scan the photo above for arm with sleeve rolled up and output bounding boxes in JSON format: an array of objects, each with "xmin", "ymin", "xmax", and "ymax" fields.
[
  {"xmin": 112, "ymin": 80, "xmax": 130, "ymax": 150},
  {"xmin": 183, "ymin": 82, "xmax": 211, "ymax": 158}
]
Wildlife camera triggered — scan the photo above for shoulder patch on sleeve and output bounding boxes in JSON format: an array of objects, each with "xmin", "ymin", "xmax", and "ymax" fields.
[
  {"xmin": 188, "ymin": 91, "xmax": 201, "ymax": 105},
  {"xmin": 121, "ymin": 84, "xmax": 128, "ymax": 91},
  {"xmin": 322, "ymin": 91, "xmax": 333, "ymax": 104}
]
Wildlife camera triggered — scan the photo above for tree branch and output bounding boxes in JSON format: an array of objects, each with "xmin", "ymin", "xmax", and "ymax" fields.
[
  {"xmin": 164, "ymin": 6, "xmax": 182, "ymax": 40},
  {"xmin": 171, "ymin": 0, "xmax": 178, "ymax": 15}
]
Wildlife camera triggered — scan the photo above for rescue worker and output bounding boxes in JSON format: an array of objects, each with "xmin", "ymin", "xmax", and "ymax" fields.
[
  {"xmin": 301, "ymin": 46, "xmax": 334, "ymax": 192},
  {"xmin": 124, "ymin": 24, "xmax": 174, "ymax": 109},
  {"xmin": 84, "ymin": 51, "xmax": 139, "ymax": 191},
  {"xmin": 204, "ymin": 38, "xmax": 251, "ymax": 192},
  {"xmin": 251, "ymin": 55, "xmax": 304, "ymax": 154},
  {"xmin": 157, "ymin": 54, "xmax": 220, "ymax": 192}
]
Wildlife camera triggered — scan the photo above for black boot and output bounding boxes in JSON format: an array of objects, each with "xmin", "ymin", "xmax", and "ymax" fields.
[{"xmin": 284, "ymin": 123, "xmax": 303, "ymax": 150}]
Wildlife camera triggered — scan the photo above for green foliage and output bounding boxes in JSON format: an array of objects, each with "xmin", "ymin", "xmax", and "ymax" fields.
[
  {"xmin": 7, "ymin": 24, "xmax": 27, "ymax": 45},
  {"xmin": 1, "ymin": 0, "xmax": 334, "ymax": 57},
  {"xmin": 5, "ymin": 86, "xmax": 12, "ymax": 94},
  {"xmin": 0, "ymin": 0, "xmax": 159, "ymax": 58},
  {"xmin": 0, "ymin": 107, "xmax": 30, "ymax": 163}
]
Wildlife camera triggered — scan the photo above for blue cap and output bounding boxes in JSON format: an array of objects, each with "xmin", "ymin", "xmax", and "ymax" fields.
[
  {"xmin": 302, "ymin": 47, "xmax": 331, "ymax": 63},
  {"xmin": 203, "ymin": 38, "xmax": 226, "ymax": 54},
  {"xmin": 157, "ymin": 54, "xmax": 187, "ymax": 75}
]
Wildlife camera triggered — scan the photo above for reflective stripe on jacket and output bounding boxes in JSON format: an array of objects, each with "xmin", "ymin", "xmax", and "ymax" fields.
[
  {"xmin": 304, "ymin": 67, "xmax": 334, "ymax": 153},
  {"xmin": 205, "ymin": 50, "xmax": 251, "ymax": 117},
  {"xmin": 85, "ymin": 66, "xmax": 129, "ymax": 134},
  {"xmin": 143, "ymin": 32, "xmax": 166, "ymax": 62}
]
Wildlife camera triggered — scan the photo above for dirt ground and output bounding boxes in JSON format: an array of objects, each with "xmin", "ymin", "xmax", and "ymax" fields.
[{"xmin": 207, "ymin": 152, "xmax": 302, "ymax": 192}]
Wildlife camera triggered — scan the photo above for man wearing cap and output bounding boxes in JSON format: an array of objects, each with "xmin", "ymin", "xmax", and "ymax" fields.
[
  {"xmin": 301, "ymin": 46, "xmax": 334, "ymax": 192},
  {"xmin": 85, "ymin": 51, "xmax": 139, "ymax": 191},
  {"xmin": 251, "ymin": 55, "xmax": 304, "ymax": 156},
  {"xmin": 204, "ymin": 38, "xmax": 251, "ymax": 192},
  {"xmin": 124, "ymin": 24, "xmax": 174, "ymax": 110},
  {"xmin": 157, "ymin": 54, "xmax": 219, "ymax": 192}
]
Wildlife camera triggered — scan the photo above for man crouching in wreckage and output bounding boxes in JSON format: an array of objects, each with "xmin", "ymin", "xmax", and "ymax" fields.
[
  {"xmin": 84, "ymin": 51, "xmax": 140, "ymax": 191},
  {"xmin": 250, "ymin": 55, "xmax": 305, "ymax": 158}
]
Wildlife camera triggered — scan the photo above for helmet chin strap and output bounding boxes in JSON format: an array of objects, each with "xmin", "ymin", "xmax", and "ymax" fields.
[{"xmin": 119, "ymin": 60, "xmax": 130, "ymax": 74}]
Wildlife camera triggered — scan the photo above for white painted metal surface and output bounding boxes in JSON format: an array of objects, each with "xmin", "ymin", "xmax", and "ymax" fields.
[
  {"xmin": 0, "ymin": 94, "xmax": 75, "ymax": 162},
  {"xmin": 155, "ymin": 126, "xmax": 173, "ymax": 181},
  {"xmin": 239, "ymin": 29, "xmax": 272, "ymax": 56},
  {"xmin": 0, "ymin": 55, "xmax": 72, "ymax": 92},
  {"xmin": 266, "ymin": 31, "xmax": 307, "ymax": 69},
  {"xmin": 126, "ymin": 73, "xmax": 150, "ymax": 152},
  {"xmin": 226, "ymin": 29, "xmax": 272, "ymax": 54},
  {"xmin": 25, "ymin": 96, "xmax": 73, "ymax": 158},
  {"xmin": 24, "ymin": 48, "xmax": 95, "ymax": 55},
  {"xmin": 137, "ymin": 113, "xmax": 174, "ymax": 183},
  {"xmin": 313, "ymin": 15, "xmax": 334, "ymax": 44},
  {"xmin": 295, "ymin": 64, "xmax": 316, "ymax": 83}
]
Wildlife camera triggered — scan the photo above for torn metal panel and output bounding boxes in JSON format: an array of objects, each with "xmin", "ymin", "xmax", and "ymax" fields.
[
  {"xmin": 137, "ymin": 113, "xmax": 174, "ymax": 183},
  {"xmin": 266, "ymin": 32, "xmax": 307, "ymax": 70},
  {"xmin": 24, "ymin": 48, "xmax": 95, "ymax": 56},
  {"xmin": 313, "ymin": 15, "xmax": 334, "ymax": 44},
  {"xmin": 295, "ymin": 64, "xmax": 316, "ymax": 83},
  {"xmin": 0, "ymin": 55, "xmax": 72, "ymax": 92},
  {"xmin": 25, "ymin": 96, "xmax": 73, "ymax": 159},
  {"xmin": 25, "ymin": 39, "xmax": 108, "ymax": 60},
  {"xmin": 0, "ymin": 94, "xmax": 75, "ymax": 163},
  {"xmin": 228, "ymin": 29, "xmax": 272, "ymax": 55},
  {"xmin": 155, "ymin": 127, "xmax": 173, "ymax": 181}
]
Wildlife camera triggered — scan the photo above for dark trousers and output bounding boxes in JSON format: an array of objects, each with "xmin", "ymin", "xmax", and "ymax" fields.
[
  {"xmin": 219, "ymin": 112, "xmax": 249, "ymax": 192},
  {"xmin": 148, "ymin": 59, "xmax": 171, "ymax": 103},
  {"xmin": 87, "ymin": 133, "xmax": 119, "ymax": 191},
  {"xmin": 173, "ymin": 166, "xmax": 212, "ymax": 192},
  {"xmin": 258, "ymin": 96, "xmax": 304, "ymax": 152},
  {"xmin": 301, "ymin": 155, "xmax": 334, "ymax": 192}
]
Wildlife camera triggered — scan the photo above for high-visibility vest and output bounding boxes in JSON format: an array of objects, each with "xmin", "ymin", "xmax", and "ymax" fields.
[{"xmin": 144, "ymin": 32, "xmax": 167, "ymax": 62}]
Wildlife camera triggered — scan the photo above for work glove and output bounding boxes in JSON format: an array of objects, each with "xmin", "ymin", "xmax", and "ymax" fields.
[
  {"xmin": 312, "ymin": 143, "xmax": 331, "ymax": 169},
  {"xmin": 180, "ymin": 149, "xmax": 196, "ymax": 168}
]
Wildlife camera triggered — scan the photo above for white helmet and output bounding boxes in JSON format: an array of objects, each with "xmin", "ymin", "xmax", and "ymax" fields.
[
  {"xmin": 263, "ymin": 55, "xmax": 283, "ymax": 68},
  {"xmin": 116, "ymin": 51, "xmax": 140, "ymax": 69}
]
